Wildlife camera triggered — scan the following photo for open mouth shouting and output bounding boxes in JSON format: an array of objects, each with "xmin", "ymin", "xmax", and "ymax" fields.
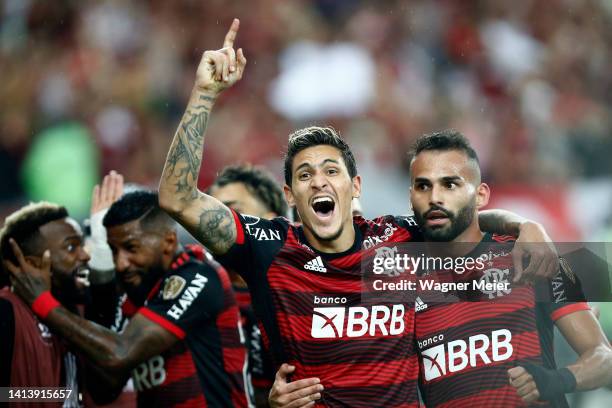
[
  {"xmin": 311, "ymin": 195, "xmax": 336, "ymax": 222},
  {"xmin": 74, "ymin": 266, "xmax": 91, "ymax": 288}
]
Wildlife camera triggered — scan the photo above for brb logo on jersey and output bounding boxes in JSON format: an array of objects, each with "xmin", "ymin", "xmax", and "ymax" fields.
[
  {"xmin": 132, "ymin": 355, "xmax": 166, "ymax": 391},
  {"xmin": 310, "ymin": 296, "xmax": 405, "ymax": 338},
  {"xmin": 421, "ymin": 329, "xmax": 513, "ymax": 381}
]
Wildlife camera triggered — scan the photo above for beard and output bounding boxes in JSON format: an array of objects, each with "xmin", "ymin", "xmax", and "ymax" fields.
[
  {"xmin": 415, "ymin": 201, "xmax": 476, "ymax": 242},
  {"xmin": 122, "ymin": 265, "xmax": 166, "ymax": 306},
  {"xmin": 51, "ymin": 271, "xmax": 90, "ymax": 308}
]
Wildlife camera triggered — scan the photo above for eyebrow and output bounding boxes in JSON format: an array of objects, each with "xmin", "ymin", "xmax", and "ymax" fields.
[
  {"xmin": 295, "ymin": 158, "xmax": 341, "ymax": 173},
  {"xmin": 62, "ymin": 235, "xmax": 82, "ymax": 243},
  {"xmin": 441, "ymin": 176, "xmax": 464, "ymax": 183},
  {"xmin": 414, "ymin": 176, "xmax": 464, "ymax": 183},
  {"xmin": 222, "ymin": 200, "xmax": 239, "ymax": 208}
]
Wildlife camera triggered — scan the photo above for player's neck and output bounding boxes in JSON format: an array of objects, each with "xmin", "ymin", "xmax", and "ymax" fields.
[
  {"xmin": 453, "ymin": 221, "xmax": 484, "ymax": 243},
  {"xmin": 303, "ymin": 222, "xmax": 356, "ymax": 254}
]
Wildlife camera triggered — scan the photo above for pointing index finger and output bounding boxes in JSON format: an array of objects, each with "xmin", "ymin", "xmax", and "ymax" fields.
[{"xmin": 223, "ymin": 18, "xmax": 240, "ymax": 49}]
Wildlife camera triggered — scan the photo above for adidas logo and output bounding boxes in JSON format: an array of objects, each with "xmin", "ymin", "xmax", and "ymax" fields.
[
  {"xmin": 415, "ymin": 296, "xmax": 428, "ymax": 312},
  {"xmin": 304, "ymin": 256, "xmax": 327, "ymax": 273}
]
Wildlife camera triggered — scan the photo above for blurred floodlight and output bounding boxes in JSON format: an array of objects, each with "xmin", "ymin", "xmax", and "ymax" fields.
[{"xmin": 269, "ymin": 41, "xmax": 375, "ymax": 121}]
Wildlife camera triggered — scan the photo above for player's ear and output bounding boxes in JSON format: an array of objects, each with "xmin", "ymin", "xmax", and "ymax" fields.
[
  {"xmin": 476, "ymin": 183, "xmax": 490, "ymax": 209},
  {"xmin": 351, "ymin": 175, "xmax": 362, "ymax": 199},
  {"xmin": 283, "ymin": 184, "xmax": 296, "ymax": 208}
]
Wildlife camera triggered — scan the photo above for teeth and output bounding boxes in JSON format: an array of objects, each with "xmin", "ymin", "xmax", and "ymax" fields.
[
  {"xmin": 313, "ymin": 197, "xmax": 333, "ymax": 205},
  {"xmin": 76, "ymin": 269, "xmax": 91, "ymax": 287}
]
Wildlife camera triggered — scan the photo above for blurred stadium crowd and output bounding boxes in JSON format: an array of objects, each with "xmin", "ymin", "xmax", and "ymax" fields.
[
  {"xmin": 2, "ymin": 1, "xmax": 612, "ymax": 406},
  {"xmin": 2, "ymin": 0, "xmax": 612, "ymax": 229}
]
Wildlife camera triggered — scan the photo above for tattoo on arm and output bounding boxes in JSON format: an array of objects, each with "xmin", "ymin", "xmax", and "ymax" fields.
[
  {"xmin": 164, "ymin": 95, "xmax": 214, "ymax": 202},
  {"xmin": 196, "ymin": 204, "xmax": 236, "ymax": 254},
  {"xmin": 160, "ymin": 91, "xmax": 238, "ymax": 255}
]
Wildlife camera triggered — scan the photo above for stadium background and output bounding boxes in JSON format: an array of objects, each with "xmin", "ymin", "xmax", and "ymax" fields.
[{"xmin": 1, "ymin": 0, "xmax": 611, "ymax": 406}]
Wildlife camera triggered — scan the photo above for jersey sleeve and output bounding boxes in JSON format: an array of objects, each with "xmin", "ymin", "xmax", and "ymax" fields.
[
  {"xmin": 394, "ymin": 215, "xmax": 424, "ymax": 240},
  {"xmin": 542, "ymin": 257, "xmax": 590, "ymax": 322},
  {"xmin": 138, "ymin": 261, "xmax": 225, "ymax": 339},
  {"xmin": 216, "ymin": 210, "xmax": 287, "ymax": 284}
]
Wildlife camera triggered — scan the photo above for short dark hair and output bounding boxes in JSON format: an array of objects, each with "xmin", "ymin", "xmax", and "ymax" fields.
[
  {"xmin": 409, "ymin": 129, "xmax": 480, "ymax": 164},
  {"xmin": 284, "ymin": 126, "xmax": 358, "ymax": 186},
  {"xmin": 209, "ymin": 164, "xmax": 288, "ymax": 217},
  {"xmin": 0, "ymin": 202, "xmax": 68, "ymax": 287},
  {"xmin": 103, "ymin": 190, "xmax": 174, "ymax": 232}
]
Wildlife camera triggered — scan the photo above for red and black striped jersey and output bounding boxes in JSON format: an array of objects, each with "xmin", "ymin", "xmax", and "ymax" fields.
[
  {"xmin": 233, "ymin": 285, "xmax": 275, "ymax": 390},
  {"xmin": 414, "ymin": 234, "xmax": 590, "ymax": 408},
  {"xmin": 136, "ymin": 245, "xmax": 252, "ymax": 408},
  {"xmin": 218, "ymin": 212, "xmax": 423, "ymax": 408}
]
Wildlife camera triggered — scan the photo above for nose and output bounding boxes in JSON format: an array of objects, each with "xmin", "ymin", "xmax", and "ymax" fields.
[
  {"xmin": 79, "ymin": 246, "xmax": 91, "ymax": 263},
  {"xmin": 114, "ymin": 251, "xmax": 131, "ymax": 273},
  {"xmin": 429, "ymin": 184, "xmax": 444, "ymax": 206},
  {"xmin": 311, "ymin": 170, "xmax": 329, "ymax": 190}
]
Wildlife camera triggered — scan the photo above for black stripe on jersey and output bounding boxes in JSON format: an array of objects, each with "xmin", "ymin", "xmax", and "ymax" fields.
[
  {"xmin": 323, "ymin": 378, "xmax": 419, "ymax": 408},
  {"xmin": 421, "ymin": 359, "xmax": 545, "ymax": 407},
  {"xmin": 426, "ymin": 306, "xmax": 537, "ymax": 343}
]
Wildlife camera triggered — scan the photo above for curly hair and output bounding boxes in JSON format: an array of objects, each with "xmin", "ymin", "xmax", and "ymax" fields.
[{"xmin": 0, "ymin": 202, "xmax": 68, "ymax": 287}]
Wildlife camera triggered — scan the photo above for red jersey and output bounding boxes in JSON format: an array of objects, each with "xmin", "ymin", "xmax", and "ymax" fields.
[
  {"xmin": 218, "ymin": 213, "xmax": 423, "ymax": 407},
  {"xmin": 414, "ymin": 234, "xmax": 589, "ymax": 408}
]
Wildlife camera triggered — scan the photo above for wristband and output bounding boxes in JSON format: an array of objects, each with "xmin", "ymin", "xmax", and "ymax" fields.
[
  {"xmin": 523, "ymin": 362, "xmax": 577, "ymax": 401},
  {"xmin": 31, "ymin": 291, "xmax": 60, "ymax": 319}
]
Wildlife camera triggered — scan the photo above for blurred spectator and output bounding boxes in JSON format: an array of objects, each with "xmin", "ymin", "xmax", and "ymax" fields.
[{"xmin": 0, "ymin": 0, "xmax": 611, "ymax": 236}]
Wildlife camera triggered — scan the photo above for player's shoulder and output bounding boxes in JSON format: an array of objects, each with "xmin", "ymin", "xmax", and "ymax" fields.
[
  {"xmin": 238, "ymin": 214, "xmax": 291, "ymax": 243},
  {"xmin": 160, "ymin": 245, "xmax": 226, "ymax": 295},
  {"xmin": 358, "ymin": 214, "xmax": 421, "ymax": 234}
]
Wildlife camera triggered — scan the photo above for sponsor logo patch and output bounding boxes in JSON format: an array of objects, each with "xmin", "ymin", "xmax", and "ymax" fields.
[
  {"xmin": 304, "ymin": 256, "xmax": 327, "ymax": 273},
  {"xmin": 311, "ymin": 304, "xmax": 405, "ymax": 339},
  {"xmin": 415, "ymin": 296, "xmax": 428, "ymax": 312},
  {"xmin": 162, "ymin": 275, "xmax": 186, "ymax": 300},
  {"xmin": 421, "ymin": 329, "xmax": 513, "ymax": 381}
]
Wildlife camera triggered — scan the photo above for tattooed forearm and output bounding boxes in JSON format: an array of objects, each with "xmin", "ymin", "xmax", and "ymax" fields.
[
  {"xmin": 159, "ymin": 88, "xmax": 238, "ymax": 255},
  {"xmin": 163, "ymin": 94, "xmax": 214, "ymax": 202}
]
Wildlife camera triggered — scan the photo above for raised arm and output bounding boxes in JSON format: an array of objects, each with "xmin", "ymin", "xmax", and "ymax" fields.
[{"xmin": 158, "ymin": 18, "xmax": 247, "ymax": 256}]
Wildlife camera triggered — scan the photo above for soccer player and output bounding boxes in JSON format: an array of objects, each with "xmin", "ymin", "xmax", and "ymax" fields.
[
  {"xmin": 408, "ymin": 131, "xmax": 612, "ymax": 407},
  {"xmin": 208, "ymin": 164, "xmax": 287, "ymax": 406},
  {"xmin": 270, "ymin": 132, "xmax": 612, "ymax": 407},
  {"xmin": 157, "ymin": 19, "xmax": 559, "ymax": 407},
  {"xmin": 0, "ymin": 202, "xmax": 86, "ymax": 407},
  {"xmin": 6, "ymin": 191, "xmax": 252, "ymax": 407}
]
